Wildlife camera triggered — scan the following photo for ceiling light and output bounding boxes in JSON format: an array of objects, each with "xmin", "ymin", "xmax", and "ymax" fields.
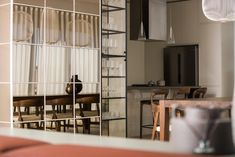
[{"xmin": 202, "ymin": 0, "xmax": 235, "ymax": 22}]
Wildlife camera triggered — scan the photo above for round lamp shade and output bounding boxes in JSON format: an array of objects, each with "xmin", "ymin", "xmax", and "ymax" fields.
[{"xmin": 202, "ymin": 0, "xmax": 235, "ymax": 22}]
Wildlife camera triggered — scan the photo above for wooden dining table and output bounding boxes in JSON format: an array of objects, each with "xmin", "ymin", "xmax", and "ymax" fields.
[
  {"xmin": 13, "ymin": 93, "xmax": 100, "ymax": 133},
  {"xmin": 159, "ymin": 97, "xmax": 232, "ymax": 141},
  {"xmin": 13, "ymin": 93, "xmax": 100, "ymax": 102}
]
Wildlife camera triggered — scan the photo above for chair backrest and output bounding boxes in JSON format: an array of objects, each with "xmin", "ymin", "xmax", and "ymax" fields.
[
  {"xmin": 192, "ymin": 87, "xmax": 207, "ymax": 98},
  {"xmin": 172, "ymin": 87, "xmax": 191, "ymax": 99},
  {"xmin": 150, "ymin": 89, "xmax": 169, "ymax": 106}
]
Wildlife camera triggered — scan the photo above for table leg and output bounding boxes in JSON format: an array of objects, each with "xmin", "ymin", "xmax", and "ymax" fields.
[
  {"xmin": 82, "ymin": 103, "xmax": 91, "ymax": 134},
  {"xmin": 140, "ymin": 102, "xmax": 143, "ymax": 138},
  {"xmin": 160, "ymin": 101, "xmax": 170, "ymax": 141}
]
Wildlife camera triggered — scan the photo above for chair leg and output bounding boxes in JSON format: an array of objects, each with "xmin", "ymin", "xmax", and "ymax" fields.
[
  {"xmin": 63, "ymin": 120, "xmax": 66, "ymax": 132},
  {"xmin": 151, "ymin": 111, "xmax": 159, "ymax": 140},
  {"xmin": 55, "ymin": 121, "xmax": 61, "ymax": 131},
  {"xmin": 20, "ymin": 123, "xmax": 24, "ymax": 128},
  {"xmin": 36, "ymin": 122, "xmax": 39, "ymax": 129},
  {"xmin": 140, "ymin": 103, "xmax": 143, "ymax": 138},
  {"xmin": 75, "ymin": 120, "xmax": 79, "ymax": 133}
]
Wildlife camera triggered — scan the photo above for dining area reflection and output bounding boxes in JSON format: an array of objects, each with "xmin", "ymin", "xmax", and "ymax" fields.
[
  {"xmin": 13, "ymin": 93, "xmax": 100, "ymax": 134},
  {"xmin": 12, "ymin": 2, "xmax": 101, "ymax": 135}
]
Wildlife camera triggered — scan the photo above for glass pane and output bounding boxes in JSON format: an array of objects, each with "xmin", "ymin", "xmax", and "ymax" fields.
[
  {"xmin": 103, "ymin": 10, "xmax": 125, "ymax": 31},
  {"xmin": 74, "ymin": 14, "xmax": 99, "ymax": 48},
  {"xmin": 46, "ymin": 0, "xmax": 73, "ymax": 11},
  {"xmin": 102, "ymin": 58, "xmax": 126, "ymax": 77},
  {"xmin": 13, "ymin": 4, "xmax": 44, "ymax": 45},
  {"xmin": 13, "ymin": 44, "xmax": 43, "ymax": 85},
  {"xmin": 75, "ymin": 0, "xmax": 99, "ymax": 15},
  {"xmin": 45, "ymin": 118, "xmax": 75, "ymax": 133},
  {"xmin": 102, "ymin": 0, "xmax": 125, "ymax": 8},
  {"xmin": 45, "ymin": 83, "xmax": 75, "ymax": 133},
  {"xmin": 0, "ymin": 0, "xmax": 10, "ymax": 5},
  {"xmin": 0, "ymin": 4, "xmax": 10, "ymax": 43},
  {"xmin": 44, "ymin": 8, "xmax": 74, "ymax": 46},
  {"xmin": 102, "ymin": 78, "xmax": 125, "ymax": 98},
  {"xmin": 109, "ymin": 120, "xmax": 125, "ymax": 137},
  {"xmin": 102, "ymin": 99, "xmax": 125, "ymax": 120},
  {"xmin": 13, "ymin": 0, "xmax": 44, "ymax": 7},
  {"xmin": 13, "ymin": 83, "xmax": 44, "ymax": 130},
  {"xmin": 46, "ymin": 0, "xmax": 73, "ymax": 47},
  {"xmin": 76, "ymin": 94, "xmax": 100, "ymax": 135},
  {"xmin": 13, "ymin": 97, "xmax": 44, "ymax": 130},
  {"xmin": 102, "ymin": 34, "xmax": 125, "ymax": 55},
  {"xmin": 73, "ymin": 48, "xmax": 100, "ymax": 92},
  {"xmin": 102, "ymin": 99, "xmax": 126, "ymax": 137},
  {"xmin": 0, "ymin": 45, "xmax": 10, "ymax": 82},
  {"xmin": 76, "ymin": 116, "xmax": 100, "ymax": 135},
  {"xmin": 44, "ymin": 45, "xmax": 71, "ymax": 84}
]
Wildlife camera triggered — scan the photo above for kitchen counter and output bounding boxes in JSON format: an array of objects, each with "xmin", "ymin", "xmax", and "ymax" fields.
[
  {"xmin": 127, "ymin": 85, "xmax": 201, "ymax": 138},
  {"xmin": 127, "ymin": 85, "xmax": 200, "ymax": 90}
]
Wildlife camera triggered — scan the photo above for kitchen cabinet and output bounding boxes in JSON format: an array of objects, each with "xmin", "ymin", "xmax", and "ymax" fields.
[
  {"xmin": 164, "ymin": 45, "xmax": 199, "ymax": 86},
  {"xmin": 130, "ymin": 0, "xmax": 167, "ymax": 41}
]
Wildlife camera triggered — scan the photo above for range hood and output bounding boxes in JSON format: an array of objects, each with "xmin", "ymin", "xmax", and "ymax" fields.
[{"xmin": 130, "ymin": 0, "xmax": 167, "ymax": 41}]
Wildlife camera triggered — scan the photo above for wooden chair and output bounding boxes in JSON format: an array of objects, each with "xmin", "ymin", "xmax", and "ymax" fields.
[
  {"xmin": 13, "ymin": 99, "xmax": 44, "ymax": 129},
  {"xmin": 150, "ymin": 89, "xmax": 169, "ymax": 140},
  {"xmin": 75, "ymin": 96, "xmax": 100, "ymax": 134},
  {"xmin": 151, "ymin": 88, "xmax": 191, "ymax": 140},
  {"xmin": 46, "ymin": 97, "xmax": 74, "ymax": 132},
  {"xmin": 172, "ymin": 87, "xmax": 191, "ymax": 99},
  {"xmin": 192, "ymin": 87, "xmax": 207, "ymax": 98}
]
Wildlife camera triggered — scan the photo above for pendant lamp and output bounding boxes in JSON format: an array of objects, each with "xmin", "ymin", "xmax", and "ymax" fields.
[
  {"xmin": 138, "ymin": 0, "xmax": 146, "ymax": 40},
  {"xmin": 202, "ymin": 0, "xmax": 235, "ymax": 22},
  {"xmin": 167, "ymin": 7, "xmax": 175, "ymax": 44}
]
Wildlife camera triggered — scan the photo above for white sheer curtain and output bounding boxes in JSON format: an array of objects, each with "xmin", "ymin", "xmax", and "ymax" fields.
[
  {"xmin": 13, "ymin": 4, "xmax": 99, "ymax": 96},
  {"xmin": 38, "ymin": 9, "xmax": 99, "ymax": 95},
  {"xmin": 13, "ymin": 5, "xmax": 34, "ymax": 96}
]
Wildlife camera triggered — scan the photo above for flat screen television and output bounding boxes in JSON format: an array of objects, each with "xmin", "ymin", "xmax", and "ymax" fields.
[{"xmin": 164, "ymin": 44, "xmax": 199, "ymax": 86}]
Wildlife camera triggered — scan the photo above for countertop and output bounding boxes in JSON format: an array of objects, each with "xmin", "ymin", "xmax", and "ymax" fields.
[{"xmin": 127, "ymin": 85, "xmax": 200, "ymax": 90}]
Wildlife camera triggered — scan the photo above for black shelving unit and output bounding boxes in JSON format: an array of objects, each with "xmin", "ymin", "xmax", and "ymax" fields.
[{"xmin": 101, "ymin": 0, "xmax": 127, "ymax": 137}]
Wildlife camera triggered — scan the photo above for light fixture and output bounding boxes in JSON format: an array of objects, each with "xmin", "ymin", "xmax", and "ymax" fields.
[
  {"xmin": 167, "ymin": 6, "xmax": 175, "ymax": 44},
  {"xmin": 138, "ymin": 0, "xmax": 146, "ymax": 40},
  {"xmin": 202, "ymin": 0, "xmax": 235, "ymax": 22}
]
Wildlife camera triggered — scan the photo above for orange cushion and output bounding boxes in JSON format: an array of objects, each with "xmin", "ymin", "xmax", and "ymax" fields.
[
  {"xmin": 0, "ymin": 135, "xmax": 48, "ymax": 153},
  {"xmin": 2, "ymin": 144, "xmax": 213, "ymax": 157}
]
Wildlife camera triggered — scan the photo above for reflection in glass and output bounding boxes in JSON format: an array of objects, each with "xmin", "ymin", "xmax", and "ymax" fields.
[{"xmin": 12, "ymin": 1, "xmax": 100, "ymax": 135}]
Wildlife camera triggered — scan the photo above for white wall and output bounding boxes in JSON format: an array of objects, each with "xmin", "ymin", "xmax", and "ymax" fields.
[
  {"xmin": 127, "ymin": 3, "xmax": 145, "ymax": 85},
  {"xmin": 144, "ymin": 41, "xmax": 166, "ymax": 83},
  {"xmin": 142, "ymin": 0, "xmax": 234, "ymax": 97},
  {"xmin": 221, "ymin": 23, "xmax": 234, "ymax": 97}
]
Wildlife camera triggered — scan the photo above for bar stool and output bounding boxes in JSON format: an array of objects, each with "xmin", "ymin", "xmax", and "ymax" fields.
[
  {"xmin": 151, "ymin": 87, "xmax": 191, "ymax": 140},
  {"xmin": 192, "ymin": 87, "xmax": 207, "ymax": 98},
  {"xmin": 139, "ymin": 89, "xmax": 168, "ymax": 138}
]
